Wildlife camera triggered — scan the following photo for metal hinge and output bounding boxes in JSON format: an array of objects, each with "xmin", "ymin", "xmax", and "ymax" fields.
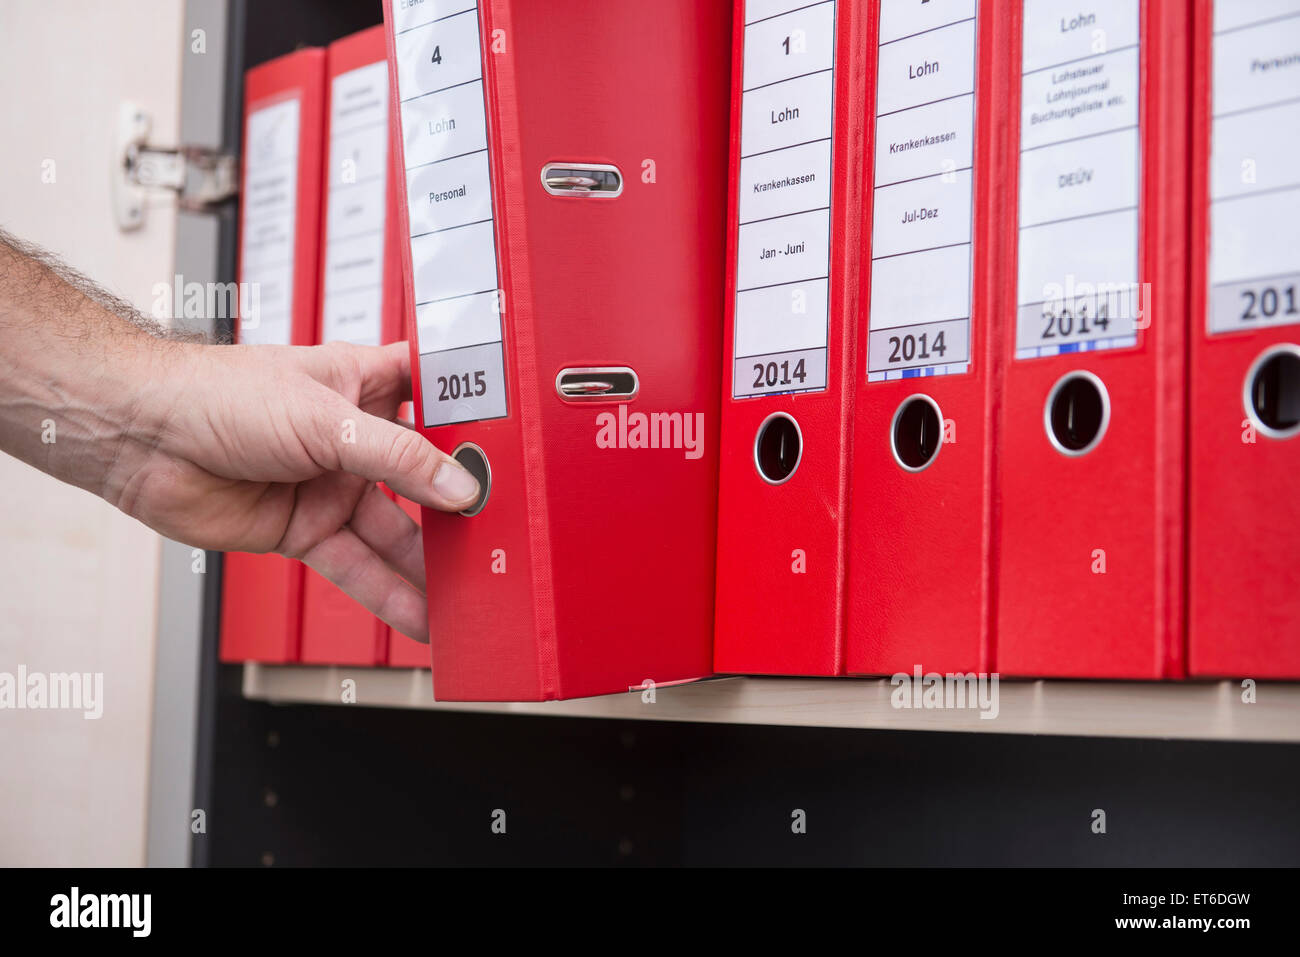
[{"xmin": 115, "ymin": 102, "xmax": 238, "ymax": 230}]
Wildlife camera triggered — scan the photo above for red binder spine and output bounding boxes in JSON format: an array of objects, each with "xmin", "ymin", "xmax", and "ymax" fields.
[
  {"xmin": 219, "ymin": 48, "xmax": 327, "ymax": 663},
  {"xmin": 1188, "ymin": 0, "xmax": 1300, "ymax": 678},
  {"xmin": 384, "ymin": 469, "xmax": 431, "ymax": 667},
  {"xmin": 373, "ymin": 66, "xmax": 431, "ymax": 670},
  {"xmin": 713, "ymin": 0, "xmax": 867, "ymax": 677},
  {"xmin": 300, "ymin": 27, "xmax": 400, "ymax": 666},
  {"xmin": 385, "ymin": 272, "xmax": 429, "ymax": 668},
  {"xmin": 994, "ymin": 0, "xmax": 1189, "ymax": 679},
  {"xmin": 385, "ymin": 0, "xmax": 730, "ymax": 700},
  {"xmin": 845, "ymin": 0, "xmax": 1005, "ymax": 677},
  {"xmin": 386, "ymin": 0, "xmax": 550, "ymax": 697}
]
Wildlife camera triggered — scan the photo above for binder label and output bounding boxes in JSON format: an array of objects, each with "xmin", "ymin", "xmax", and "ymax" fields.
[
  {"xmin": 239, "ymin": 96, "xmax": 300, "ymax": 346},
  {"xmin": 323, "ymin": 60, "xmax": 390, "ymax": 347},
  {"xmin": 732, "ymin": 0, "xmax": 837, "ymax": 399},
  {"xmin": 393, "ymin": 2, "xmax": 508, "ymax": 426},
  {"xmin": 1207, "ymin": 1, "xmax": 1300, "ymax": 335},
  {"xmin": 1015, "ymin": 0, "xmax": 1143, "ymax": 359},
  {"xmin": 867, "ymin": 0, "xmax": 977, "ymax": 381}
]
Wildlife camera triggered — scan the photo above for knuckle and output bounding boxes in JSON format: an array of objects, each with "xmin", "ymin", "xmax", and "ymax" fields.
[
  {"xmin": 387, "ymin": 427, "xmax": 430, "ymax": 478},
  {"xmin": 307, "ymin": 341, "xmax": 363, "ymax": 395},
  {"xmin": 372, "ymin": 592, "xmax": 401, "ymax": 629},
  {"xmin": 328, "ymin": 342, "xmax": 365, "ymax": 396},
  {"xmin": 304, "ymin": 391, "xmax": 347, "ymax": 468}
]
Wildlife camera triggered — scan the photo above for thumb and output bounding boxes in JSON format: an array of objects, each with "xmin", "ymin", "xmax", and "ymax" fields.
[{"xmin": 313, "ymin": 391, "xmax": 481, "ymax": 512}]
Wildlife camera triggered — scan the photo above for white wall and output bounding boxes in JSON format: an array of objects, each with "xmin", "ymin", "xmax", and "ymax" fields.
[{"xmin": 0, "ymin": 0, "xmax": 184, "ymax": 866}]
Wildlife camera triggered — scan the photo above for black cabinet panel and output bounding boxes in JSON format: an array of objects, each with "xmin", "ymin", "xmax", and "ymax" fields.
[{"xmin": 201, "ymin": 678, "xmax": 1300, "ymax": 866}]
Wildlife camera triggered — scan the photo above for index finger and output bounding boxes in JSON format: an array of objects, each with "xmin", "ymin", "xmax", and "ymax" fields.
[{"xmin": 355, "ymin": 341, "xmax": 413, "ymax": 414}]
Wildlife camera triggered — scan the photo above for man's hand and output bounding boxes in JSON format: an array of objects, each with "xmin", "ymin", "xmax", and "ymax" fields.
[
  {"xmin": 122, "ymin": 341, "xmax": 478, "ymax": 641},
  {"xmin": 0, "ymin": 230, "xmax": 477, "ymax": 642}
]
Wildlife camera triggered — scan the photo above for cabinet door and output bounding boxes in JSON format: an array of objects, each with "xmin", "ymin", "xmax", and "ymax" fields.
[{"xmin": 0, "ymin": 0, "xmax": 186, "ymax": 866}]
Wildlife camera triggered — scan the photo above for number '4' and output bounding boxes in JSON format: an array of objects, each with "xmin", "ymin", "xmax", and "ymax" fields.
[{"xmin": 431, "ymin": 45, "xmax": 442, "ymax": 65}]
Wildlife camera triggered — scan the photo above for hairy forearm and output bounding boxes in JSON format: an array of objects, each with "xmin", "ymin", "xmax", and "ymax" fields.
[
  {"xmin": 0, "ymin": 230, "xmax": 474, "ymax": 630},
  {"xmin": 0, "ymin": 228, "xmax": 193, "ymax": 500}
]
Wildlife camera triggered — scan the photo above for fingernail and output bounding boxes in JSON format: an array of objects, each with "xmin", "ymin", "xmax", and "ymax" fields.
[{"xmin": 433, "ymin": 458, "xmax": 480, "ymax": 505}]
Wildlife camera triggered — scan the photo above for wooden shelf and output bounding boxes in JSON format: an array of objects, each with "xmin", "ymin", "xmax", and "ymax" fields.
[{"xmin": 242, "ymin": 665, "xmax": 1300, "ymax": 743}]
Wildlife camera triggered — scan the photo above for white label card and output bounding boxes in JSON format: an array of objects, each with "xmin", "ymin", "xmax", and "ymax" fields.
[
  {"xmin": 392, "ymin": 2, "xmax": 507, "ymax": 426},
  {"xmin": 239, "ymin": 97, "xmax": 300, "ymax": 346},
  {"xmin": 1208, "ymin": 0, "xmax": 1300, "ymax": 334},
  {"xmin": 732, "ymin": 0, "xmax": 837, "ymax": 399},
  {"xmin": 323, "ymin": 60, "xmax": 389, "ymax": 347},
  {"xmin": 1015, "ymin": 0, "xmax": 1143, "ymax": 359},
  {"xmin": 866, "ymin": 1, "xmax": 977, "ymax": 381}
]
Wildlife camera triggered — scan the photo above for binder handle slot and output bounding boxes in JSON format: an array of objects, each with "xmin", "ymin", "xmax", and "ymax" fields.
[
  {"xmin": 541, "ymin": 163, "xmax": 623, "ymax": 197},
  {"xmin": 451, "ymin": 443, "xmax": 491, "ymax": 517},
  {"xmin": 891, "ymin": 395, "xmax": 944, "ymax": 472},
  {"xmin": 1044, "ymin": 371, "xmax": 1110, "ymax": 457},
  {"xmin": 1244, "ymin": 344, "xmax": 1300, "ymax": 440},
  {"xmin": 754, "ymin": 413, "xmax": 803, "ymax": 485},
  {"xmin": 556, "ymin": 367, "xmax": 639, "ymax": 402}
]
